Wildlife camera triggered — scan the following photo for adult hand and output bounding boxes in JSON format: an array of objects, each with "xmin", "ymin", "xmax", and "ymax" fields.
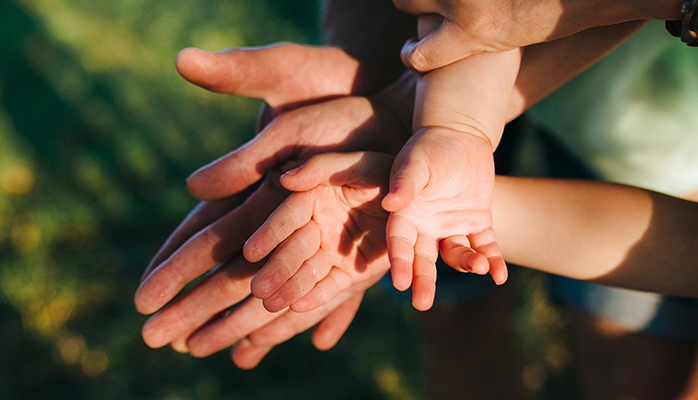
[
  {"xmin": 141, "ymin": 43, "xmax": 410, "ymax": 280},
  {"xmin": 244, "ymin": 152, "xmax": 393, "ymax": 313},
  {"xmin": 392, "ymin": 0, "xmax": 680, "ymax": 71},
  {"xmin": 135, "ymin": 44, "xmax": 414, "ymax": 366}
]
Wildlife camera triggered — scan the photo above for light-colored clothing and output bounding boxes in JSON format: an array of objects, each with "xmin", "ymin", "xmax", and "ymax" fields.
[
  {"xmin": 529, "ymin": 20, "xmax": 698, "ymax": 197},
  {"xmin": 528, "ymin": 20, "xmax": 698, "ymax": 342}
]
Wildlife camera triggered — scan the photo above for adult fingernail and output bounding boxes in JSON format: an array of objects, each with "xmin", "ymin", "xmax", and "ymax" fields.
[{"xmin": 281, "ymin": 166, "xmax": 300, "ymax": 178}]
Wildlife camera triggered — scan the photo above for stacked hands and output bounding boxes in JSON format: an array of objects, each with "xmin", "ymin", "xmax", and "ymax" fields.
[
  {"xmin": 134, "ymin": 29, "xmax": 517, "ymax": 368},
  {"xmin": 128, "ymin": 0, "xmax": 692, "ymax": 372}
]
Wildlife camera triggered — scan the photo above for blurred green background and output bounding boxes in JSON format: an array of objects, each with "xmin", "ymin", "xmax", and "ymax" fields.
[
  {"xmin": 0, "ymin": 1, "xmax": 429, "ymax": 399},
  {"xmin": 0, "ymin": 1, "xmax": 570, "ymax": 399}
]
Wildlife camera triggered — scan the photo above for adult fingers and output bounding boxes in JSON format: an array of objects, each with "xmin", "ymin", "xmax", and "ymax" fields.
[
  {"xmin": 175, "ymin": 44, "xmax": 362, "ymax": 111},
  {"xmin": 184, "ymin": 121, "xmax": 295, "ymax": 201},
  {"xmin": 244, "ymin": 191, "xmax": 314, "ymax": 263},
  {"xmin": 141, "ymin": 193, "xmax": 250, "ymax": 282},
  {"xmin": 280, "ymin": 151, "xmax": 394, "ymax": 193},
  {"xmin": 230, "ymin": 291, "xmax": 363, "ymax": 369},
  {"xmin": 141, "ymin": 256, "xmax": 258, "ymax": 349},
  {"xmin": 311, "ymin": 292, "xmax": 363, "ymax": 351},
  {"xmin": 264, "ymin": 250, "xmax": 333, "ymax": 313},
  {"xmin": 401, "ymin": 21, "xmax": 477, "ymax": 72},
  {"xmin": 134, "ymin": 182, "xmax": 284, "ymax": 315},
  {"xmin": 250, "ymin": 221, "xmax": 321, "ymax": 303},
  {"xmin": 248, "ymin": 288, "xmax": 360, "ymax": 348},
  {"xmin": 186, "ymin": 297, "xmax": 289, "ymax": 358}
]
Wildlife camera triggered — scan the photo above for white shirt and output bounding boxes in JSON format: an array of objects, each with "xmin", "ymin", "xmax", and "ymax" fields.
[{"xmin": 528, "ymin": 21, "xmax": 698, "ymax": 196}]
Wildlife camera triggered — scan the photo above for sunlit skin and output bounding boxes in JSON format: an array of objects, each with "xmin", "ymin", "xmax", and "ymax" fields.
[
  {"xmin": 392, "ymin": 0, "xmax": 681, "ymax": 72},
  {"xmin": 381, "ymin": 17, "xmax": 520, "ymax": 307},
  {"xmin": 134, "ymin": 43, "xmax": 413, "ymax": 367},
  {"xmin": 135, "ymin": 19, "xmax": 648, "ymax": 367},
  {"xmin": 243, "ymin": 152, "xmax": 392, "ymax": 313}
]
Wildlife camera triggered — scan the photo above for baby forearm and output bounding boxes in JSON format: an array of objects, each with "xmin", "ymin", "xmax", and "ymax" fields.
[
  {"xmin": 415, "ymin": 49, "xmax": 521, "ymax": 149},
  {"xmin": 493, "ymin": 176, "xmax": 698, "ymax": 298}
]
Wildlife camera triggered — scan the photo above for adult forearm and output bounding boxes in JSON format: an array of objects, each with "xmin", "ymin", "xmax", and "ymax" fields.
[
  {"xmin": 492, "ymin": 176, "xmax": 698, "ymax": 298},
  {"xmin": 321, "ymin": 0, "xmax": 416, "ymax": 89},
  {"xmin": 507, "ymin": 20, "xmax": 646, "ymax": 120}
]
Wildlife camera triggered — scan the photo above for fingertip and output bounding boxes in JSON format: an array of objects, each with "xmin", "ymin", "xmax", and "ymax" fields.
[
  {"xmin": 232, "ymin": 339, "xmax": 268, "ymax": 370},
  {"xmin": 170, "ymin": 338, "xmax": 190, "ymax": 354},
  {"xmin": 175, "ymin": 46, "xmax": 248, "ymax": 95},
  {"xmin": 278, "ymin": 166, "xmax": 308, "ymax": 192},
  {"xmin": 134, "ymin": 283, "xmax": 160, "ymax": 316},
  {"xmin": 250, "ymin": 270, "xmax": 281, "ymax": 300},
  {"xmin": 242, "ymin": 238, "xmax": 265, "ymax": 264},
  {"xmin": 262, "ymin": 293, "xmax": 291, "ymax": 314},
  {"xmin": 175, "ymin": 47, "xmax": 220, "ymax": 86},
  {"xmin": 186, "ymin": 336, "xmax": 215, "ymax": 359},
  {"xmin": 175, "ymin": 47, "xmax": 203, "ymax": 75},
  {"xmin": 491, "ymin": 259, "xmax": 509, "ymax": 285},
  {"xmin": 290, "ymin": 291, "xmax": 322, "ymax": 313},
  {"xmin": 184, "ymin": 166, "xmax": 214, "ymax": 201},
  {"xmin": 390, "ymin": 269, "xmax": 412, "ymax": 292},
  {"xmin": 381, "ymin": 192, "xmax": 398, "ymax": 212},
  {"xmin": 141, "ymin": 316, "xmax": 166, "ymax": 349},
  {"xmin": 400, "ymin": 39, "xmax": 429, "ymax": 73},
  {"xmin": 381, "ymin": 187, "xmax": 410, "ymax": 212},
  {"xmin": 411, "ymin": 291, "xmax": 435, "ymax": 312},
  {"xmin": 469, "ymin": 255, "xmax": 490, "ymax": 275},
  {"xmin": 412, "ymin": 298, "xmax": 434, "ymax": 312}
]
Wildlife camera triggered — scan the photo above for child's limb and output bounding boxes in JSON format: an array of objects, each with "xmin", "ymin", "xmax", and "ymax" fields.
[
  {"xmin": 243, "ymin": 152, "xmax": 397, "ymax": 312},
  {"xmin": 383, "ymin": 127, "xmax": 506, "ymax": 293},
  {"xmin": 383, "ymin": 48, "xmax": 521, "ymax": 296},
  {"xmin": 490, "ymin": 176, "xmax": 698, "ymax": 298}
]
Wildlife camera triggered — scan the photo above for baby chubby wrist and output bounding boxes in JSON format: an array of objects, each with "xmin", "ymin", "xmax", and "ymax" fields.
[{"xmin": 414, "ymin": 119, "xmax": 501, "ymax": 153}]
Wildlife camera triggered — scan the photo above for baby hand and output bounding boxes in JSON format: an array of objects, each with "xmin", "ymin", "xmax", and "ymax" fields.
[
  {"xmin": 243, "ymin": 152, "xmax": 394, "ymax": 313},
  {"xmin": 382, "ymin": 127, "xmax": 508, "ymax": 310}
]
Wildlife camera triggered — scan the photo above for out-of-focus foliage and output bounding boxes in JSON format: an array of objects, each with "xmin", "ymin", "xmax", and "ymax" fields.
[{"xmin": 0, "ymin": 0, "xmax": 428, "ymax": 398}]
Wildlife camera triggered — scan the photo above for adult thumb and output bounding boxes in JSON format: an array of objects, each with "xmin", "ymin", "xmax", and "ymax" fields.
[
  {"xmin": 401, "ymin": 21, "xmax": 476, "ymax": 72},
  {"xmin": 176, "ymin": 44, "xmax": 363, "ymax": 111}
]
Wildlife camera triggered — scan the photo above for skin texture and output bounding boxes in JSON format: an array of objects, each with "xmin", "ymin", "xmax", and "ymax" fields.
[
  {"xmin": 253, "ymin": 152, "xmax": 698, "ymax": 298},
  {"xmin": 135, "ymin": 43, "xmax": 414, "ymax": 367},
  {"xmin": 382, "ymin": 46, "xmax": 521, "ymax": 306},
  {"xmin": 392, "ymin": 0, "xmax": 681, "ymax": 71},
  {"xmin": 135, "ymin": 3, "xmax": 645, "ymax": 368}
]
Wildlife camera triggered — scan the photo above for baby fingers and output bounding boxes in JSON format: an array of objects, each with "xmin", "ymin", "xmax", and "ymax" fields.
[
  {"xmin": 411, "ymin": 234, "xmax": 439, "ymax": 311},
  {"xmin": 440, "ymin": 230, "xmax": 508, "ymax": 285}
]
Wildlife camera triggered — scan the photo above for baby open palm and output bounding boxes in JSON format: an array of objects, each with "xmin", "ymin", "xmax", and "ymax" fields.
[{"xmin": 382, "ymin": 127, "xmax": 508, "ymax": 310}]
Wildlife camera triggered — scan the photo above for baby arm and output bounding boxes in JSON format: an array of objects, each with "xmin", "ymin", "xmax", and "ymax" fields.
[
  {"xmin": 381, "ymin": 16, "xmax": 520, "ymax": 308},
  {"xmin": 490, "ymin": 176, "xmax": 698, "ymax": 299},
  {"xmin": 245, "ymin": 151, "xmax": 698, "ymax": 318}
]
